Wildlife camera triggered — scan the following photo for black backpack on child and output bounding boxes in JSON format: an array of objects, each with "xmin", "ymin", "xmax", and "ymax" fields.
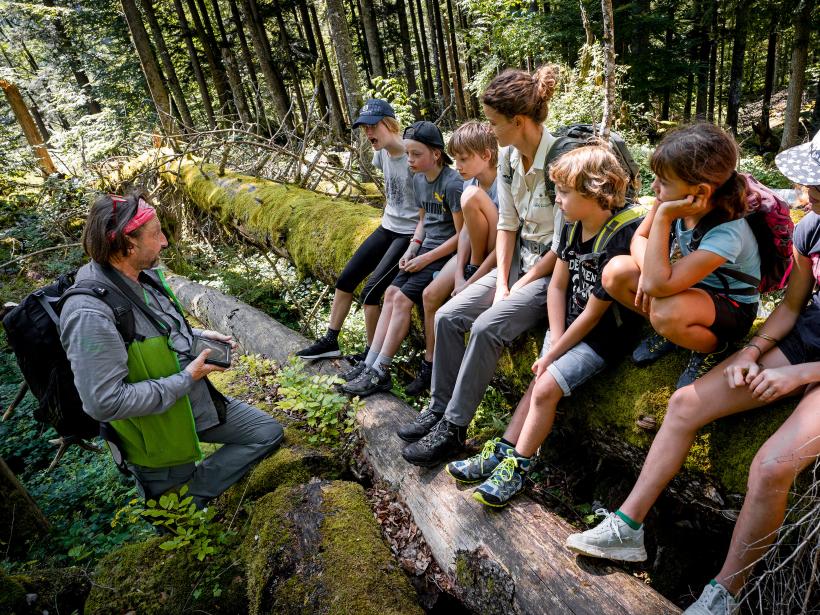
[{"xmin": 2, "ymin": 271, "xmax": 136, "ymax": 440}]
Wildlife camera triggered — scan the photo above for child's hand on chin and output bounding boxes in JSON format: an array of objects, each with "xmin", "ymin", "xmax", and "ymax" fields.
[{"xmin": 658, "ymin": 194, "xmax": 708, "ymax": 219}]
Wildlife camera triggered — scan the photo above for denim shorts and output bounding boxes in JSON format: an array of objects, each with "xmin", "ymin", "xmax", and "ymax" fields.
[{"xmin": 540, "ymin": 331, "xmax": 607, "ymax": 397}]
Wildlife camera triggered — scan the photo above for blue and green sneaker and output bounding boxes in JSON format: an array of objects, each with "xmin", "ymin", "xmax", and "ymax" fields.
[
  {"xmin": 472, "ymin": 452, "xmax": 532, "ymax": 507},
  {"xmin": 445, "ymin": 438, "xmax": 513, "ymax": 483}
]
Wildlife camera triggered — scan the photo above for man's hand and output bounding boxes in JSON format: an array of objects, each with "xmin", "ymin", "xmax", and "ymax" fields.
[
  {"xmin": 200, "ymin": 329, "xmax": 238, "ymax": 350},
  {"xmin": 185, "ymin": 349, "xmax": 226, "ymax": 380}
]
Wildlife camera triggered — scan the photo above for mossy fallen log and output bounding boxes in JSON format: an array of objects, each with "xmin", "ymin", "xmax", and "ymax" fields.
[
  {"xmin": 243, "ymin": 480, "xmax": 422, "ymax": 615},
  {"xmin": 7, "ymin": 567, "xmax": 91, "ymax": 615},
  {"xmin": 165, "ymin": 274, "xmax": 681, "ymax": 614}
]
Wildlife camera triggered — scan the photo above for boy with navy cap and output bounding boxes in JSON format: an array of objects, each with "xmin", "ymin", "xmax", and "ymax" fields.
[{"xmin": 296, "ymin": 99, "xmax": 417, "ymax": 363}]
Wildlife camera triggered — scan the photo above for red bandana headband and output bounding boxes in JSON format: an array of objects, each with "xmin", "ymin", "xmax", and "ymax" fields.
[{"xmin": 107, "ymin": 194, "xmax": 156, "ymax": 241}]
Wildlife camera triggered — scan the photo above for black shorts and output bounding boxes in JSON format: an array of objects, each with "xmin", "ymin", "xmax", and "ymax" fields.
[
  {"xmin": 704, "ymin": 290, "xmax": 758, "ymax": 343},
  {"xmin": 335, "ymin": 225, "xmax": 412, "ymax": 305},
  {"xmin": 777, "ymin": 301, "xmax": 820, "ymax": 365},
  {"xmin": 390, "ymin": 246, "xmax": 452, "ymax": 305}
]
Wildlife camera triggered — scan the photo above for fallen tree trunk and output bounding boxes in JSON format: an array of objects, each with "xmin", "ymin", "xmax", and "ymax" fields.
[
  {"xmin": 139, "ymin": 153, "xmax": 798, "ymax": 500},
  {"xmin": 166, "ymin": 274, "xmax": 680, "ymax": 614}
]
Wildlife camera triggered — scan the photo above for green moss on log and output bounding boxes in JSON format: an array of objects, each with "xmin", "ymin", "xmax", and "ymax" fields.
[
  {"xmin": 0, "ymin": 568, "xmax": 26, "ymax": 613},
  {"xmin": 10, "ymin": 567, "xmax": 91, "ymax": 614},
  {"xmin": 85, "ymin": 536, "xmax": 246, "ymax": 614},
  {"xmin": 242, "ymin": 481, "xmax": 421, "ymax": 615}
]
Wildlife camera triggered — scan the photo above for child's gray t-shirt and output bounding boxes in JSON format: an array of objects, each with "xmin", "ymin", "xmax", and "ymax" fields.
[
  {"xmin": 373, "ymin": 149, "xmax": 417, "ymax": 235},
  {"xmin": 414, "ymin": 166, "xmax": 464, "ymax": 249},
  {"xmin": 464, "ymin": 177, "xmax": 499, "ymax": 208}
]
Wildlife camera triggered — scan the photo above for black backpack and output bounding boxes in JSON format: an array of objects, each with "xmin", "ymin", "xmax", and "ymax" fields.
[{"xmin": 2, "ymin": 271, "xmax": 136, "ymax": 440}]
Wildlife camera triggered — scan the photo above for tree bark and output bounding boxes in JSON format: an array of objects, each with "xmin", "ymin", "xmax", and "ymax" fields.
[
  {"xmin": 812, "ymin": 76, "xmax": 820, "ymax": 135},
  {"xmin": 780, "ymin": 0, "xmax": 815, "ymax": 150},
  {"xmin": 694, "ymin": 0, "xmax": 710, "ymax": 120},
  {"xmin": 325, "ymin": 0, "xmax": 364, "ymax": 124},
  {"xmin": 238, "ymin": 0, "xmax": 295, "ymax": 130},
  {"xmin": 754, "ymin": 11, "xmax": 778, "ymax": 147},
  {"xmin": 186, "ymin": 0, "xmax": 234, "ymax": 117},
  {"xmin": 409, "ymin": 0, "xmax": 434, "ymax": 113},
  {"xmin": 139, "ymin": 0, "xmax": 195, "ymax": 131},
  {"xmin": 717, "ymin": 14, "xmax": 726, "ymax": 124},
  {"xmin": 360, "ymin": 0, "xmax": 387, "ymax": 78},
  {"xmin": 726, "ymin": 0, "xmax": 751, "ymax": 135},
  {"xmin": 308, "ymin": 4, "xmax": 347, "ymax": 134},
  {"xmin": 347, "ymin": 0, "xmax": 372, "ymax": 82},
  {"xmin": 225, "ymin": 0, "xmax": 268, "ymax": 130},
  {"xmin": 172, "ymin": 0, "xmax": 216, "ymax": 129},
  {"xmin": 427, "ymin": 0, "xmax": 450, "ymax": 115},
  {"xmin": 600, "ymin": 0, "xmax": 616, "ymax": 139},
  {"xmin": 271, "ymin": 1, "xmax": 308, "ymax": 123},
  {"xmin": 444, "ymin": 0, "xmax": 466, "ymax": 119},
  {"xmin": 395, "ymin": 0, "xmax": 419, "ymax": 114},
  {"xmin": 120, "ymin": 0, "xmax": 175, "ymax": 135},
  {"xmin": 0, "ymin": 79, "xmax": 57, "ymax": 175},
  {"xmin": 41, "ymin": 0, "xmax": 102, "ymax": 115},
  {"xmin": 706, "ymin": 2, "xmax": 718, "ymax": 122},
  {"xmin": 456, "ymin": 5, "xmax": 480, "ymax": 116}
]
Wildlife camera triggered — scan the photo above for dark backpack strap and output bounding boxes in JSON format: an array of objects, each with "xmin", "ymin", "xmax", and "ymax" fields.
[
  {"xmin": 60, "ymin": 282, "xmax": 140, "ymax": 344},
  {"xmin": 97, "ymin": 265, "xmax": 173, "ymax": 337}
]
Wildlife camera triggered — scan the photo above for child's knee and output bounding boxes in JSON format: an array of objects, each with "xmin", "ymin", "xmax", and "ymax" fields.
[
  {"xmin": 532, "ymin": 374, "xmax": 563, "ymax": 406},
  {"xmin": 422, "ymin": 286, "xmax": 443, "ymax": 313},
  {"xmin": 648, "ymin": 297, "xmax": 678, "ymax": 335},
  {"xmin": 602, "ymin": 254, "xmax": 637, "ymax": 293},
  {"xmin": 392, "ymin": 290, "xmax": 414, "ymax": 313},
  {"xmin": 460, "ymin": 185, "xmax": 483, "ymax": 211}
]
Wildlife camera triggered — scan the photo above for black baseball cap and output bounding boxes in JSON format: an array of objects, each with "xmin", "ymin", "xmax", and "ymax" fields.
[
  {"xmin": 352, "ymin": 98, "xmax": 396, "ymax": 128},
  {"xmin": 403, "ymin": 121, "xmax": 452, "ymax": 165}
]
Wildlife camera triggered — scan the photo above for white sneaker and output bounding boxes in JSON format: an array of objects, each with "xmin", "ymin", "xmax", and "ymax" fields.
[
  {"xmin": 565, "ymin": 509, "xmax": 648, "ymax": 562},
  {"xmin": 683, "ymin": 583, "xmax": 739, "ymax": 615}
]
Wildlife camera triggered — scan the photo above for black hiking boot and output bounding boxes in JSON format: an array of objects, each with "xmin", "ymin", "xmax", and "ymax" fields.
[
  {"xmin": 404, "ymin": 359, "xmax": 432, "ymax": 397},
  {"xmin": 631, "ymin": 331, "xmax": 676, "ymax": 366},
  {"xmin": 396, "ymin": 406, "xmax": 442, "ymax": 443},
  {"xmin": 401, "ymin": 416, "xmax": 466, "ymax": 467},
  {"xmin": 295, "ymin": 333, "xmax": 341, "ymax": 360},
  {"xmin": 676, "ymin": 343, "xmax": 733, "ymax": 389},
  {"xmin": 341, "ymin": 366, "xmax": 391, "ymax": 397},
  {"xmin": 346, "ymin": 347, "xmax": 368, "ymax": 365},
  {"xmin": 339, "ymin": 360, "xmax": 367, "ymax": 382}
]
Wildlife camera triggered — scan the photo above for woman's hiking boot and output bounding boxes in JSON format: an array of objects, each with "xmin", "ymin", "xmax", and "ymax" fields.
[
  {"xmin": 631, "ymin": 332, "xmax": 676, "ymax": 366},
  {"xmin": 296, "ymin": 333, "xmax": 341, "ymax": 360},
  {"xmin": 341, "ymin": 366, "xmax": 391, "ymax": 397},
  {"xmin": 339, "ymin": 360, "xmax": 367, "ymax": 382},
  {"xmin": 446, "ymin": 438, "xmax": 513, "ymax": 483},
  {"xmin": 472, "ymin": 452, "xmax": 531, "ymax": 507},
  {"xmin": 676, "ymin": 343, "xmax": 732, "ymax": 389},
  {"xmin": 682, "ymin": 582, "xmax": 739, "ymax": 615},
  {"xmin": 401, "ymin": 416, "xmax": 465, "ymax": 467},
  {"xmin": 564, "ymin": 509, "xmax": 647, "ymax": 562},
  {"xmin": 396, "ymin": 406, "xmax": 442, "ymax": 442},
  {"xmin": 405, "ymin": 359, "xmax": 432, "ymax": 396}
]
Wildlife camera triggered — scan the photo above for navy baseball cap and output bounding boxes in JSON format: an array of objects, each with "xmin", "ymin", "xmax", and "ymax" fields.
[
  {"xmin": 403, "ymin": 121, "xmax": 452, "ymax": 165},
  {"xmin": 352, "ymin": 99, "xmax": 396, "ymax": 128}
]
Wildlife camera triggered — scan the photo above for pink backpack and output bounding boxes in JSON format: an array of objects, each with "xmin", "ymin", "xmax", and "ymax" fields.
[{"xmin": 742, "ymin": 174, "xmax": 794, "ymax": 293}]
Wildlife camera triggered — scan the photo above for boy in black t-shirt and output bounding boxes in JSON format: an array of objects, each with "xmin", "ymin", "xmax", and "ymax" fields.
[{"xmin": 446, "ymin": 145, "xmax": 641, "ymax": 507}]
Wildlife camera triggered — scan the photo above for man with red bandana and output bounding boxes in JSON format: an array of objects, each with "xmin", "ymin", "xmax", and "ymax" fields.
[{"xmin": 60, "ymin": 192, "xmax": 283, "ymax": 507}]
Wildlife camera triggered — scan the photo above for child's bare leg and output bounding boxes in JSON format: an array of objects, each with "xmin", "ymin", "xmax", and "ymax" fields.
[
  {"xmin": 650, "ymin": 289, "xmax": 718, "ymax": 353},
  {"xmin": 619, "ymin": 348, "xmax": 794, "ymax": 523},
  {"xmin": 716, "ymin": 383, "xmax": 820, "ymax": 595},
  {"xmin": 368, "ymin": 286, "xmax": 399, "ymax": 356},
  {"xmin": 422, "ymin": 258, "xmax": 456, "ymax": 361},
  {"xmin": 512, "ymin": 372, "xmax": 564, "ymax": 457},
  {"xmin": 328, "ymin": 289, "xmax": 355, "ymax": 330},
  {"xmin": 502, "ymin": 380, "xmax": 536, "ymax": 444},
  {"xmin": 461, "ymin": 186, "xmax": 498, "ymax": 265},
  {"xmin": 601, "ymin": 254, "xmax": 646, "ymax": 316}
]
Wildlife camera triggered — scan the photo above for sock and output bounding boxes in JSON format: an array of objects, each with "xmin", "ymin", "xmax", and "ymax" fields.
[
  {"xmin": 709, "ymin": 579, "xmax": 718, "ymax": 587},
  {"xmin": 364, "ymin": 348, "xmax": 380, "ymax": 368},
  {"xmin": 371, "ymin": 353, "xmax": 393, "ymax": 376},
  {"xmin": 325, "ymin": 327, "xmax": 340, "ymax": 342},
  {"xmin": 500, "ymin": 437, "xmax": 515, "ymax": 447},
  {"xmin": 421, "ymin": 358, "xmax": 432, "ymax": 368},
  {"xmin": 615, "ymin": 509, "xmax": 642, "ymax": 530}
]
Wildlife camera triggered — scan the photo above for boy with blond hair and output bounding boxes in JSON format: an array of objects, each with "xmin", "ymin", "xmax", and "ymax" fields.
[
  {"xmin": 407, "ymin": 121, "xmax": 500, "ymax": 395},
  {"xmin": 446, "ymin": 144, "xmax": 643, "ymax": 507}
]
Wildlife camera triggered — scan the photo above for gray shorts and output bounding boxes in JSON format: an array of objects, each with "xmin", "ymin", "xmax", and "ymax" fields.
[{"xmin": 540, "ymin": 331, "xmax": 606, "ymax": 396}]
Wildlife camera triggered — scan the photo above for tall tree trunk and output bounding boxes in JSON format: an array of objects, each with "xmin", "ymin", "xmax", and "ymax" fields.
[
  {"xmin": 717, "ymin": 14, "xmax": 726, "ymax": 124},
  {"xmin": 780, "ymin": 0, "xmax": 815, "ymax": 150},
  {"xmin": 239, "ymin": 0, "xmax": 295, "ymax": 130},
  {"xmin": 726, "ymin": 0, "xmax": 751, "ymax": 135},
  {"xmin": 0, "ymin": 79, "xmax": 57, "ymax": 175},
  {"xmin": 694, "ymin": 0, "xmax": 710, "ymax": 119},
  {"xmin": 427, "ymin": 0, "xmax": 450, "ymax": 114},
  {"xmin": 172, "ymin": 0, "xmax": 216, "ymax": 128},
  {"xmin": 409, "ymin": 0, "xmax": 434, "ymax": 114},
  {"xmin": 348, "ymin": 0, "xmax": 372, "ymax": 82},
  {"xmin": 225, "ymin": 0, "xmax": 269, "ymax": 130},
  {"xmin": 41, "ymin": 0, "xmax": 102, "ymax": 115},
  {"xmin": 456, "ymin": 5, "xmax": 480, "ymax": 116},
  {"xmin": 186, "ymin": 0, "xmax": 234, "ymax": 116},
  {"xmin": 120, "ymin": 0, "xmax": 175, "ymax": 135},
  {"xmin": 444, "ymin": 0, "xmax": 466, "ymax": 119},
  {"xmin": 812, "ymin": 76, "xmax": 820, "ymax": 134},
  {"xmin": 707, "ymin": 2, "xmax": 718, "ymax": 122},
  {"xmin": 209, "ymin": 0, "xmax": 253, "ymax": 126},
  {"xmin": 600, "ymin": 0, "xmax": 615, "ymax": 139},
  {"xmin": 394, "ymin": 0, "xmax": 419, "ymax": 115},
  {"xmin": 325, "ymin": 0, "xmax": 364, "ymax": 123},
  {"xmin": 271, "ymin": 1, "xmax": 308, "ymax": 123},
  {"xmin": 302, "ymin": 0, "xmax": 347, "ymax": 135},
  {"xmin": 660, "ymin": 3, "xmax": 673, "ymax": 121},
  {"xmin": 140, "ymin": 0, "xmax": 195, "ymax": 130},
  {"xmin": 755, "ymin": 12, "xmax": 778, "ymax": 144},
  {"xmin": 360, "ymin": 0, "xmax": 386, "ymax": 78}
]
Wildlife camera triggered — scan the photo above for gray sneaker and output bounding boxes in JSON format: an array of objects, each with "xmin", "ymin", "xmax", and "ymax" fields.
[
  {"xmin": 446, "ymin": 438, "xmax": 512, "ymax": 483},
  {"xmin": 683, "ymin": 583, "xmax": 738, "ymax": 615},
  {"xmin": 565, "ymin": 509, "xmax": 647, "ymax": 562}
]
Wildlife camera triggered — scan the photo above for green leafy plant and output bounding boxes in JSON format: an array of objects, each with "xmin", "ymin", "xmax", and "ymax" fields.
[
  {"xmin": 365, "ymin": 76, "xmax": 418, "ymax": 125},
  {"xmin": 113, "ymin": 485, "xmax": 233, "ymax": 561},
  {"xmin": 275, "ymin": 356, "xmax": 362, "ymax": 445}
]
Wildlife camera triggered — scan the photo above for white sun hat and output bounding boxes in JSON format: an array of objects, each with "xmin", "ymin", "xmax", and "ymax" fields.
[{"xmin": 775, "ymin": 131, "xmax": 820, "ymax": 186}]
